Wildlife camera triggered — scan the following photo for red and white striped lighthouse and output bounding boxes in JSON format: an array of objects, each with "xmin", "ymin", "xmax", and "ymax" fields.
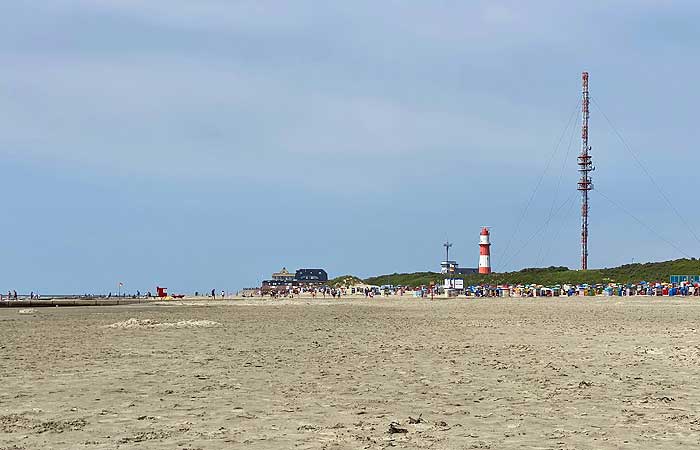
[{"xmin": 478, "ymin": 227, "xmax": 491, "ymax": 274}]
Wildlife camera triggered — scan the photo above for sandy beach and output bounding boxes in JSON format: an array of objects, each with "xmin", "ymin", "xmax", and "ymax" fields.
[{"xmin": 2, "ymin": 296, "xmax": 700, "ymax": 449}]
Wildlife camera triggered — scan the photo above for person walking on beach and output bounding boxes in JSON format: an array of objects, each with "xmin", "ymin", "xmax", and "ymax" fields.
[
  {"xmin": 211, "ymin": 289, "xmax": 216, "ymax": 299},
  {"xmin": 221, "ymin": 290, "xmax": 225, "ymax": 299}
]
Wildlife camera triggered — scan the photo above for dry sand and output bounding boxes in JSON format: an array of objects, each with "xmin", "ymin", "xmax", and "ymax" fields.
[{"xmin": 2, "ymin": 296, "xmax": 700, "ymax": 449}]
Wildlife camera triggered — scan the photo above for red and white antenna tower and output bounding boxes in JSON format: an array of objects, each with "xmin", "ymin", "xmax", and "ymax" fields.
[{"xmin": 578, "ymin": 72, "xmax": 595, "ymax": 270}]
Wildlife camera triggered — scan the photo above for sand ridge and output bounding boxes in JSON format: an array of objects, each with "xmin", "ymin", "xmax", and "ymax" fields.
[{"xmin": 106, "ymin": 318, "xmax": 222, "ymax": 329}]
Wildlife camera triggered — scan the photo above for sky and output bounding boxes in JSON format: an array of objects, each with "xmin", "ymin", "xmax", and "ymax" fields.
[{"xmin": 2, "ymin": 1, "xmax": 699, "ymax": 294}]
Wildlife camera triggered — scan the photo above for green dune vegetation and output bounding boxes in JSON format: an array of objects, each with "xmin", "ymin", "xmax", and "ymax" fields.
[
  {"xmin": 361, "ymin": 258, "xmax": 700, "ymax": 287},
  {"xmin": 328, "ymin": 275, "xmax": 365, "ymax": 288}
]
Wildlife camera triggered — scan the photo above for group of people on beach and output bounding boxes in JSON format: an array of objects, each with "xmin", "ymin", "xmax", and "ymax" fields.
[
  {"xmin": 266, "ymin": 287, "xmax": 344, "ymax": 299},
  {"xmin": 207, "ymin": 289, "xmax": 226, "ymax": 299},
  {"xmin": 252, "ymin": 280, "xmax": 700, "ymax": 300},
  {"xmin": 0, "ymin": 291, "xmax": 40, "ymax": 301}
]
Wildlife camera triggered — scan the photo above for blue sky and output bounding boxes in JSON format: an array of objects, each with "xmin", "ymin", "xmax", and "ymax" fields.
[{"xmin": 2, "ymin": 1, "xmax": 699, "ymax": 293}]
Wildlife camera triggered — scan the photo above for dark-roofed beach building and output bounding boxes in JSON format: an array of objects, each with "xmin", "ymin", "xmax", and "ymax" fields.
[{"xmin": 295, "ymin": 269, "xmax": 328, "ymax": 283}]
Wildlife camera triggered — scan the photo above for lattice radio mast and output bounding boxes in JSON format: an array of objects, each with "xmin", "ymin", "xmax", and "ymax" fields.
[{"xmin": 578, "ymin": 72, "xmax": 594, "ymax": 270}]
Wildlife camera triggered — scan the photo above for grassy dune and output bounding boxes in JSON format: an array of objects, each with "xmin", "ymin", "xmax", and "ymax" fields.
[{"xmin": 362, "ymin": 258, "xmax": 700, "ymax": 287}]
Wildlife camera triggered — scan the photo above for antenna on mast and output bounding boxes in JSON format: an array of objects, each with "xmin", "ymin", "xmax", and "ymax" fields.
[{"xmin": 443, "ymin": 240, "xmax": 452, "ymax": 264}]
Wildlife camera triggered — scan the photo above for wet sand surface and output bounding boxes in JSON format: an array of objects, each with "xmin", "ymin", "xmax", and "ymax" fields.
[{"xmin": 2, "ymin": 296, "xmax": 700, "ymax": 449}]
